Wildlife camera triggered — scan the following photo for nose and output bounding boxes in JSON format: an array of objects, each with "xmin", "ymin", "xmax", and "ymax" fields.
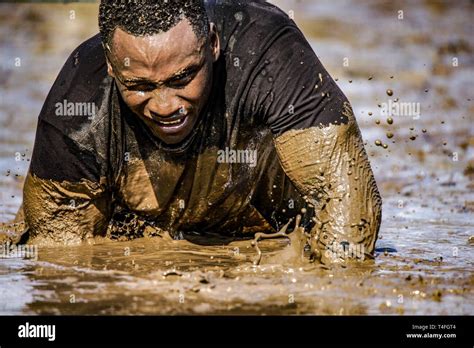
[{"xmin": 147, "ymin": 89, "xmax": 181, "ymax": 119}]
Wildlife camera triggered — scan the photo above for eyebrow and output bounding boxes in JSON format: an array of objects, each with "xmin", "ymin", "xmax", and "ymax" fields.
[{"xmin": 120, "ymin": 61, "xmax": 203, "ymax": 86}]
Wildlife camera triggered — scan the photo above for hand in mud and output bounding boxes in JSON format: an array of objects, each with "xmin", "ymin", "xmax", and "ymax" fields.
[{"xmin": 307, "ymin": 226, "xmax": 370, "ymax": 265}]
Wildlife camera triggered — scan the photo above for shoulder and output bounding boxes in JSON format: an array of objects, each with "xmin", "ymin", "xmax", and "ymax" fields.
[
  {"xmin": 38, "ymin": 34, "xmax": 112, "ymax": 140},
  {"xmin": 50, "ymin": 33, "xmax": 108, "ymax": 104},
  {"xmin": 207, "ymin": 0, "xmax": 298, "ymax": 53}
]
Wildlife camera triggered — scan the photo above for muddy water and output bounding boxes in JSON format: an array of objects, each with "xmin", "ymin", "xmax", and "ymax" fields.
[{"xmin": 0, "ymin": 1, "xmax": 473, "ymax": 315}]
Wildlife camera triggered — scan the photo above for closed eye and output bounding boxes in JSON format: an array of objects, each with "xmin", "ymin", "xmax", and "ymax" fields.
[
  {"xmin": 126, "ymin": 83, "xmax": 156, "ymax": 92},
  {"xmin": 120, "ymin": 63, "xmax": 203, "ymax": 92},
  {"xmin": 167, "ymin": 69, "xmax": 198, "ymax": 89}
]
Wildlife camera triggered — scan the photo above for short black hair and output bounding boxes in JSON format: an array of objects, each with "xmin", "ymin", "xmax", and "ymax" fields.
[{"xmin": 99, "ymin": 0, "xmax": 209, "ymax": 47}]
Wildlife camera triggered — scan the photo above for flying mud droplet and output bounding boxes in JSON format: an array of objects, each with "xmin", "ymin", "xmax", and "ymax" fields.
[
  {"xmin": 382, "ymin": 144, "xmax": 388, "ymax": 149},
  {"xmin": 386, "ymin": 132, "xmax": 394, "ymax": 139},
  {"xmin": 387, "ymin": 117, "xmax": 394, "ymax": 125},
  {"xmin": 375, "ymin": 140, "xmax": 382, "ymax": 147},
  {"xmin": 386, "ymin": 89, "xmax": 393, "ymax": 96},
  {"xmin": 422, "ymin": 129, "xmax": 427, "ymax": 133},
  {"xmin": 375, "ymin": 119, "xmax": 380, "ymax": 125},
  {"xmin": 410, "ymin": 135, "xmax": 417, "ymax": 141}
]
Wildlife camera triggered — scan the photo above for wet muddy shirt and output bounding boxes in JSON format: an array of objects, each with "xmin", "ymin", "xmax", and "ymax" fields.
[{"xmin": 24, "ymin": 0, "xmax": 381, "ymax": 254}]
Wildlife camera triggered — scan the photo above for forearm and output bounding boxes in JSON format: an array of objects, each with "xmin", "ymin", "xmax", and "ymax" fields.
[
  {"xmin": 23, "ymin": 172, "xmax": 112, "ymax": 245},
  {"xmin": 275, "ymin": 103, "xmax": 382, "ymax": 264}
]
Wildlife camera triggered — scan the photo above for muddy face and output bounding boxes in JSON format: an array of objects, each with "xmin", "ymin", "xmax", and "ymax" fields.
[{"xmin": 105, "ymin": 20, "xmax": 220, "ymax": 145}]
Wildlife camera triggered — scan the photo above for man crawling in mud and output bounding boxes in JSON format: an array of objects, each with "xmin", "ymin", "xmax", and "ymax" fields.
[{"xmin": 10, "ymin": 0, "xmax": 382, "ymax": 264}]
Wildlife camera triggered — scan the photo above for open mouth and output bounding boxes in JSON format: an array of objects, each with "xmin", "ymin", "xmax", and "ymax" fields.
[
  {"xmin": 157, "ymin": 117, "xmax": 186, "ymax": 126},
  {"xmin": 149, "ymin": 113, "xmax": 190, "ymax": 135}
]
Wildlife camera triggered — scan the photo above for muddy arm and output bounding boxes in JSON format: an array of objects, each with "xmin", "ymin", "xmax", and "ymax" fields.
[
  {"xmin": 274, "ymin": 103, "xmax": 382, "ymax": 264},
  {"xmin": 18, "ymin": 35, "xmax": 116, "ymax": 245},
  {"xmin": 23, "ymin": 172, "xmax": 112, "ymax": 245}
]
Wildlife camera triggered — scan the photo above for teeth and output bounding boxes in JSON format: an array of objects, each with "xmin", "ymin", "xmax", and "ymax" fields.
[{"xmin": 159, "ymin": 118, "xmax": 184, "ymax": 126}]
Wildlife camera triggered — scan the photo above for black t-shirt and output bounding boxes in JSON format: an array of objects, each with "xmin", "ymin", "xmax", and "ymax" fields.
[{"xmin": 28, "ymin": 0, "xmax": 350, "ymax": 237}]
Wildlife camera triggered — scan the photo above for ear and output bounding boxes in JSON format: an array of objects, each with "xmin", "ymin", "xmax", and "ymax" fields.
[
  {"xmin": 103, "ymin": 42, "xmax": 116, "ymax": 78},
  {"xmin": 106, "ymin": 57, "xmax": 115, "ymax": 78},
  {"xmin": 209, "ymin": 22, "xmax": 220, "ymax": 62}
]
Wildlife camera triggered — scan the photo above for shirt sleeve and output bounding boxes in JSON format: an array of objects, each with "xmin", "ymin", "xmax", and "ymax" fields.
[
  {"xmin": 244, "ymin": 25, "xmax": 350, "ymax": 135},
  {"xmin": 23, "ymin": 35, "xmax": 114, "ymax": 244}
]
